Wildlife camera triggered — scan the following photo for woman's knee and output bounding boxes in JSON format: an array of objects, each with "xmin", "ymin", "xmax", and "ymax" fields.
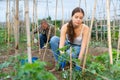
[{"xmin": 50, "ymin": 36, "xmax": 60, "ymax": 44}]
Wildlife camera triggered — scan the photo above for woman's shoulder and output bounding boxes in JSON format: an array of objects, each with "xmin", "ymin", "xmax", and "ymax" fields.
[
  {"xmin": 82, "ymin": 24, "xmax": 88, "ymax": 28},
  {"xmin": 61, "ymin": 23, "xmax": 68, "ymax": 29},
  {"xmin": 62, "ymin": 23, "xmax": 68, "ymax": 27},
  {"xmin": 83, "ymin": 24, "xmax": 89, "ymax": 29},
  {"xmin": 82, "ymin": 24, "xmax": 89, "ymax": 31},
  {"xmin": 60, "ymin": 23, "xmax": 69, "ymax": 33}
]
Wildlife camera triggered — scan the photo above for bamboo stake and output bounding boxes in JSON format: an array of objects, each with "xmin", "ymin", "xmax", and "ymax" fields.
[
  {"xmin": 84, "ymin": 0, "xmax": 88, "ymax": 25},
  {"xmin": 6, "ymin": 0, "xmax": 10, "ymax": 49},
  {"xmin": 98, "ymin": 1, "xmax": 102, "ymax": 41},
  {"xmin": 103, "ymin": 8, "xmax": 106, "ymax": 41},
  {"xmin": 117, "ymin": 12, "xmax": 120, "ymax": 61},
  {"xmin": 61, "ymin": 0, "xmax": 64, "ymax": 25},
  {"xmin": 103, "ymin": 9, "xmax": 106, "ymax": 41},
  {"xmin": 79, "ymin": 0, "xmax": 81, "ymax": 7},
  {"xmin": 82, "ymin": 0, "xmax": 97, "ymax": 72},
  {"xmin": 100, "ymin": 16, "xmax": 103, "ymax": 42},
  {"xmin": 54, "ymin": 0, "xmax": 58, "ymax": 35},
  {"xmin": 25, "ymin": 0, "xmax": 32, "ymax": 63},
  {"xmin": 9, "ymin": 0, "xmax": 12, "ymax": 44},
  {"xmin": 32, "ymin": 0, "xmax": 35, "ymax": 46},
  {"xmin": 70, "ymin": 47, "xmax": 72, "ymax": 80},
  {"xmin": 12, "ymin": 0, "xmax": 15, "ymax": 33},
  {"xmin": 5, "ymin": 0, "xmax": 8, "ymax": 43},
  {"xmin": 42, "ymin": 0, "xmax": 51, "ymax": 60},
  {"xmin": 106, "ymin": 0, "xmax": 113, "ymax": 64},
  {"xmin": 117, "ymin": 25, "xmax": 120, "ymax": 61},
  {"xmin": 46, "ymin": 0, "xmax": 49, "ymax": 17},
  {"xmin": 14, "ymin": 0, "xmax": 19, "ymax": 54},
  {"xmin": 43, "ymin": 26, "xmax": 51, "ymax": 61},
  {"xmin": 111, "ymin": 0, "xmax": 117, "ymax": 42},
  {"xmin": 95, "ymin": 21, "xmax": 98, "ymax": 41},
  {"xmin": 35, "ymin": 1, "xmax": 41, "ymax": 54}
]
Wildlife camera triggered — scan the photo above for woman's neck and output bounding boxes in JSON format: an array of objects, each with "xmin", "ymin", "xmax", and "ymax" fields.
[{"xmin": 73, "ymin": 24, "xmax": 82, "ymax": 29}]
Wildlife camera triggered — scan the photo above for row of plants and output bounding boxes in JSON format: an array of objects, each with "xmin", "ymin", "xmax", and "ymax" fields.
[
  {"xmin": 86, "ymin": 49, "xmax": 120, "ymax": 80},
  {"xmin": 1, "ymin": 45, "xmax": 120, "ymax": 80},
  {"xmin": 56, "ymin": 45, "xmax": 120, "ymax": 80}
]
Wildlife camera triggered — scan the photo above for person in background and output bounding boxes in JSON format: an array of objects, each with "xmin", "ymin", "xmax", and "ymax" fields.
[
  {"xmin": 49, "ymin": 7, "xmax": 89, "ymax": 71},
  {"xmin": 34, "ymin": 19, "xmax": 55, "ymax": 48}
]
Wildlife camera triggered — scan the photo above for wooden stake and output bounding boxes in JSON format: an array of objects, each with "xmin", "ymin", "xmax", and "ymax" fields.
[
  {"xmin": 79, "ymin": 0, "xmax": 81, "ymax": 7},
  {"xmin": 70, "ymin": 47, "xmax": 72, "ymax": 80},
  {"xmin": 14, "ymin": 0, "xmax": 19, "ymax": 54},
  {"xmin": 106, "ymin": 0, "xmax": 113, "ymax": 64},
  {"xmin": 35, "ymin": 0, "xmax": 41, "ymax": 54},
  {"xmin": 43, "ymin": 27, "xmax": 51, "ymax": 61},
  {"xmin": 61, "ymin": 0, "xmax": 64, "ymax": 25},
  {"xmin": 32, "ymin": 0, "xmax": 35, "ymax": 46},
  {"xmin": 54, "ymin": 0, "xmax": 58, "ymax": 35},
  {"xmin": 25, "ymin": 0, "xmax": 32, "ymax": 63},
  {"xmin": 117, "ymin": 27, "xmax": 120, "ymax": 61},
  {"xmin": 6, "ymin": 0, "xmax": 10, "ymax": 51},
  {"xmin": 82, "ymin": 0, "xmax": 97, "ymax": 72}
]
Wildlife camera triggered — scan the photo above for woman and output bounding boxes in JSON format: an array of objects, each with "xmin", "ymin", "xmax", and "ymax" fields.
[{"xmin": 50, "ymin": 7, "xmax": 89, "ymax": 71}]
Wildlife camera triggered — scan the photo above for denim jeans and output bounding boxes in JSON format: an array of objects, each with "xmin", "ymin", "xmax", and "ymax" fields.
[
  {"xmin": 39, "ymin": 33, "xmax": 47, "ymax": 48},
  {"xmin": 49, "ymin": 36, "xmax": 81, "ymax": 62}
]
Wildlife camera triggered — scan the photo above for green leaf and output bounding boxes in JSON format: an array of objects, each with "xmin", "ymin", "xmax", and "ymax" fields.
[{"xmin": 91, "ymin": 70, "xmax": 96, "ymax": 74}]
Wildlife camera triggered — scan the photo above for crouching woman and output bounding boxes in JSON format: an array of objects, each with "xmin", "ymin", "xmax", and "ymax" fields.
[{"xmin": 50, "ymin": 7, "xmax": 89, "ymax": 71}]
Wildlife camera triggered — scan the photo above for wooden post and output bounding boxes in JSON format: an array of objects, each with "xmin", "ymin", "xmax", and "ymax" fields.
[
  {"xmin": 32, "ymin": 0, "xmax": 35, "ymax": 46},
  {"xmin": 84, "ymin": 0, "xmax": 88, "ymax": 25},
  {"xmin": 79, "ymin": 0, "xmax": 81, "ymax": 7},
  {"xmin": 14, "ymin": 0, "xmax": 19, "ymax": 54},
  {"xmin": 54, "ymin": 0, "xmax": 58, "ymax": 35},
  {"xmin": 95, "ymin": 22, "xmax": 98, "ymax": 41},
  {"xmin": 61, "ymin": 0, "xmax": 64, "ymax": 25},
  {"xmin": 6, "ymin": 0, "xmax": 10, "ymax": 48},
  {"xmin": 25, "ymin": 0, "xmax": 32, "ymax": 63},
  {"xmin": 82, "ymin": 0, "xmax": 97, "ymax": 71},
  {"xmin": 106, "ymin": 0, "xmax": 113, "ymax": 64},
  {"xmin": 35, "ymin": 0, "xmax": 41, "ymax": 54},
  {"xmin": 116, "ymin": 12, "xmax": 120, "ymax": 61},
  {"xmin": 117, "ymin": 26, "xmax": 120, "ymax": 61},
  {"xmin": 100, "ymin": 17, "xmax": 103, "ymax": 42},
  {"xmin": 112, "ymin": 0, "xmax": 117, "ymax": 42},
  {"xmin": 70, "ymin": 47, "xmax": 72, "ymax": 80}
]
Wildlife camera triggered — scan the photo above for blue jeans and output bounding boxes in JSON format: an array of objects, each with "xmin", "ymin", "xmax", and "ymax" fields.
[
  {"xmin": 39, "ymin": 33, "xmax": 47, "ymax": 48},
  {"xmin": 49, "ymin": 36, "xmax": 81, "ymax": 62}
]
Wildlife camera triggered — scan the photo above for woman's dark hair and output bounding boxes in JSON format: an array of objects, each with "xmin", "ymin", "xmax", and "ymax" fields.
[{"xmin": 67, "ymin": 7, "xmax": 84, "ymax": 42}]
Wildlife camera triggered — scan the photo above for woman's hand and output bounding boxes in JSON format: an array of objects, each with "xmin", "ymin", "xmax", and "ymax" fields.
[{"xmin": 60, "ymin": 51, "xmax": 64, "ymax": 55}]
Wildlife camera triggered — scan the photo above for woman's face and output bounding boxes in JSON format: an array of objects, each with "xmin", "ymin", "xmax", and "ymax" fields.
[{"xmin": 72, "ymin": 12, "xmax": 84, "ymax": 27}]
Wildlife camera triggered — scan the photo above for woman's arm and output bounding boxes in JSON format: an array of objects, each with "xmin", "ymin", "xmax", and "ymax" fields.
[
  {"xmin": 78, "ymin": 25, "xmax": 89, "ymax": 60},
  {"xmin": 59, "ymin": 23, "xmax": 68, "ymax": 54}
]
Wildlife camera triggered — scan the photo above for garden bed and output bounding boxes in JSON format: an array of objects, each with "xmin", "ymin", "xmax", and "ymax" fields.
[{"xmin": 0, "ymin": 46, "xmax": 109, "ymax": 80}]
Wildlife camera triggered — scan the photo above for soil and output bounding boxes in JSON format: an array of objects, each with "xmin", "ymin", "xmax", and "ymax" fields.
[{"xmin": 0, "ymin": 47, "xmax": 108, "ymax": 80}]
